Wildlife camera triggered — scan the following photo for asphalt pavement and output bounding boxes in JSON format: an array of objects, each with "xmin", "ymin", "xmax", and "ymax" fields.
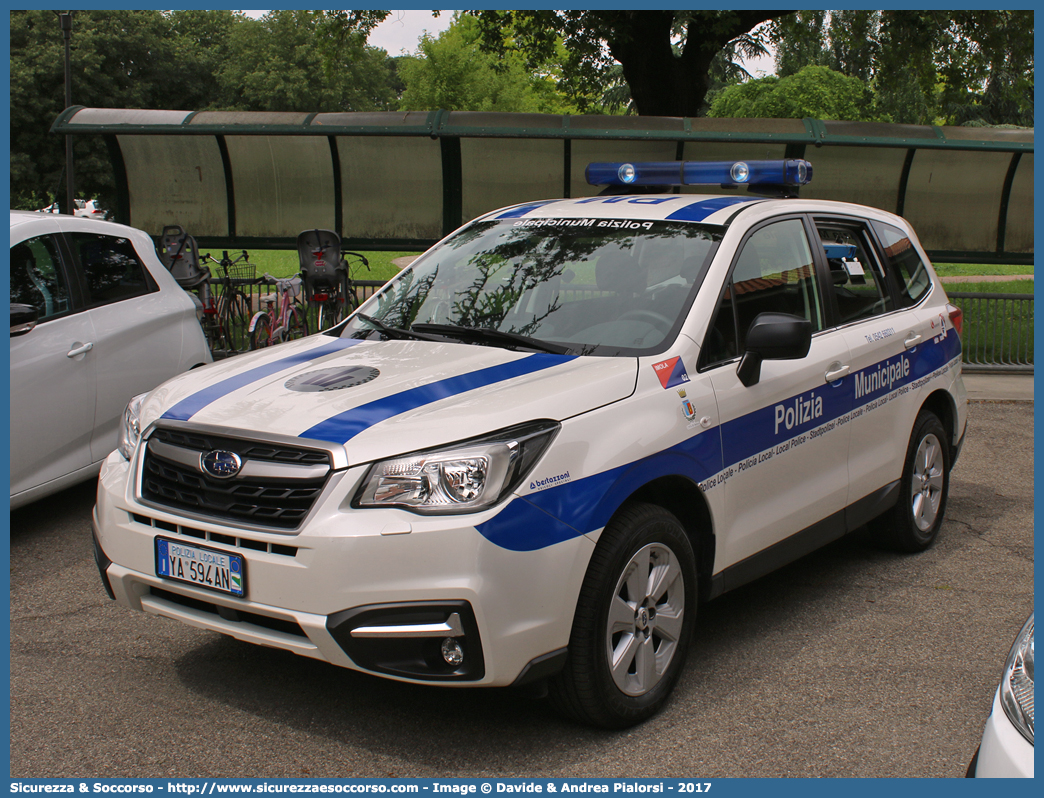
[{"xmin": 8, "ymin": 385, "xmax": 1034, "ymax": 779}]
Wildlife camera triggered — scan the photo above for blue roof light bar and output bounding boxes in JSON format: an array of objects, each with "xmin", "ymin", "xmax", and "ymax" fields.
[{"xmin": 586, "ymin": 159, "xmax": 813, "ymax": 188}]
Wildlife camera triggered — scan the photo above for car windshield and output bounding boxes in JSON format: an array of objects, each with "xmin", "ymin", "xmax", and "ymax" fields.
[{"xmin": 341, "ymin": 218, "xmax": 722, "ymax": 356}]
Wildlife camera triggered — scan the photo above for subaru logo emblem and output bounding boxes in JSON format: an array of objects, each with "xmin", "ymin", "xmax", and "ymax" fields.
[{"xmin": 200, "ymin": 450, "xmax": 243, "ymax": 479}]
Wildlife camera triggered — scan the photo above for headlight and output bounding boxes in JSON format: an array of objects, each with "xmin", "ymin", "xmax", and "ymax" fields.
[
  {"xmin": 354, "ymin": 421, "xmax": 559, "ymax": 514},
  {"xmin": 1000, "ymin": 613, "xmax": 1034, "ymax": 745},
  {"xmin": 117, "ymin": 393, "xmax": 147, "ymax": 460}
]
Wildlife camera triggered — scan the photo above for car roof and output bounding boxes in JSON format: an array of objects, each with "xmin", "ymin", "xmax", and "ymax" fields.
[
  {"xmin": 482, "ymin": 194, "xmax": 766, "ymax": 227},
  {"xmin": 9, "ymin": 209, "xmax": 142, "ymax": 237},
  {"xmin": 479, "ymin": 193, "xmax": 912, "ymax": 235}
]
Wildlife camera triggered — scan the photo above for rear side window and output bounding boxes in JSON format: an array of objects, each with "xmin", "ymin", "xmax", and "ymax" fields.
[
  {"xmin": 10, "ymin": 236, "xmax": 72, "ymax": 322},
  {"xmin": 873, "ymin": 221, "xmax": 931, "ymax": 307},
  {"xmin": 814, "ymin": 221, "xmax": 894, "ymax": 325},
  {"xmin": 69, "ymin": 233, "xmax": 153, "ymax": 306}
]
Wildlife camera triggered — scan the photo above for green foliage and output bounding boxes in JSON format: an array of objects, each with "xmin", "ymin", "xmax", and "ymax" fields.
[
  {"xmin": 9, "ymin": 9, "xmax": 402, "ymax": 210},
  {"xmin": 768, "ymin": 10, "xmax": 1033, "ymax": 126},
  {"xmin": 10, "ymin": 9, "xmax": 241, "ymax": 210},
  {"xmin": 468, "ymin": 10, "xmax": 784, "ymax": 117},
  {"xmin": 397, "ymin": 15, "xmax": 580, "ymax": 113},
  {"xmin": 216, "ymin": 11, "xmax": 396, "ymax": 113},
  {"xmin": 708, "ymin": 65, "xmax": 875, "ymax": 121}
]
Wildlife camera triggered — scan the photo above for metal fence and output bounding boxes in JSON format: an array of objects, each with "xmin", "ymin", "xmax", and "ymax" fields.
[{"xmin": 948, "ymin": 292, "xmax": 1034, "ymax": 373}]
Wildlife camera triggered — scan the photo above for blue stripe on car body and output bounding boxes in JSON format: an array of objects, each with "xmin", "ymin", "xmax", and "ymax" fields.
[
  {"xmin": 301, "ymin": 353, "xmax": 577, "ymax": 445},
  {"xmin": 477, "ymin": 334, "xmax": 962, "ymax": 552},
  {"xmin": 665, "ymin": 196, "xmax": 761, "ymax": 222},
  {"xmin": 162, "ymin": 338, "xmax": 361, "ymax": 421},
  {"xmin": 495, "ymin": 201, "xmax": 562, "ymax": 219}
]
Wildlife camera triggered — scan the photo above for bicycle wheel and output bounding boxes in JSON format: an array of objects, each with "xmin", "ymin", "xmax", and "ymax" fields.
[
  {"xmin": 323, "ymin": 292, "xmax": 348, "ymax": 330},
  {"xmin": 286, "ymin": 305, "xmax": 310, "ymax": 342},
  {"xmin": 343, "ymin": 283, "xmax": 360, "ymax": 314},
  {"xmin": 249, "ymin": 313, "xmax": 274, "ymax": 350},
  {"xmin": 313, "ymin": 297, "xmax": 338, "ymax": 333},
  {"xmin": 220, "ymin": 290, "xmax": 252, "ymax": 353}
]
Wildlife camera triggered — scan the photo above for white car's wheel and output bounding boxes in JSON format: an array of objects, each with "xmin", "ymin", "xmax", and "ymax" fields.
[
  {"xmin": 874, "ymin": 410, "xmax": 951, "ymax": 552},
  {"xmin": 550, "ymin": 503, "xmax": 696, "ymax": 728}
]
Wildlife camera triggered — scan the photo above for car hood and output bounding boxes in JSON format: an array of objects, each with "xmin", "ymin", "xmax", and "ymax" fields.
[{"xmin": 142, "ymin": 335, "xmax": 637, "ymax": 464}]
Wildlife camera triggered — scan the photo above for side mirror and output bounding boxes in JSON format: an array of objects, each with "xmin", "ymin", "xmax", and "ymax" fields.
[
  {"xmin": 11, "ymin": 303, "xmax": 38, "ymax": 337},
  {"xmin": 736, "ymin": 312, "xmax": 812, "ymax": 387}
]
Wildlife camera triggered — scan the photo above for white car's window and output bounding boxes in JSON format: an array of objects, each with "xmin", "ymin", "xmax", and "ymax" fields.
[
  {"xmin": 815, "ymin": 221, "xmax": 894, "ymax": 324},
  {"xmin": 10, "ymin": 235, "xmax": 71, "ymax": 322},
  {"xmin": 69, "ymin": 233, "xmax": 153, "ymax": 306},
  {"xmin": 701, "ymin": 218, "xmax": 822, "ymax": 367},
  {"xmin": 344, "ymin": 218, "xmax": 722, "ymax": 357},
  {"xmin": 873, "ymin": 221, "xmax": 931, "ymax": 307}
]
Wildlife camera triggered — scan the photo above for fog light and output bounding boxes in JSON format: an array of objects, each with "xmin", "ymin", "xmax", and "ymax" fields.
[{"xmin": 441, "ymin": 637, "xmax": 464, "ymax": 666}]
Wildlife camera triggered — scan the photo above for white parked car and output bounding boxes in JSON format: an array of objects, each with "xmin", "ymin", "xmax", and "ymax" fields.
[
  {"xmin": 10, "ymin": 211, "xmax": 211, "ymax": 510},
  {"xmin": 967, "ymin": 613, "xmax": 1034, "ymax": 777},
  {"xmin": 36, "ymin": 199, "xmax": 108, "ymax": 218},
  {"xmin": 92, "ymin": 159, "xmax": 967, "ymax": 727},
  {"xmin": 37, "ymin": 199, "xmax": 84, "ymax": 214},
  {"xmin": 76, "ymin": 199, "xmax": 110, "ymax": 220}
]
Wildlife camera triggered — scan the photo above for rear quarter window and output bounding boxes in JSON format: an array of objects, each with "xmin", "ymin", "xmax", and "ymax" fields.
[{"xmin": 873, "ymin": 221, "xmax": 932, "ymax": 307}]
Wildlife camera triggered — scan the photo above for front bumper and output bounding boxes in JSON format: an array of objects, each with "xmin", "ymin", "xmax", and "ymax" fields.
[
  {"xmin": 969, "ymin": 689, "xmax": 1034, "ymax": 777},
  {"xmin": 94, "ymin": 450, "xmax": 595, "ymax": 687}
]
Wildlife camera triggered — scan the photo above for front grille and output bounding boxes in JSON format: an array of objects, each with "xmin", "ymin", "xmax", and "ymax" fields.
[
  {"xmin": 140, "ymin": 427, "xmax": 333, "ymax": 531},
  {"xmin": 150, "ymin": 428, "xmax": 330, "ymax": 466},
  {"xmin": 131, "ymin": 513, "xmax": 299, "ymax": 557}
]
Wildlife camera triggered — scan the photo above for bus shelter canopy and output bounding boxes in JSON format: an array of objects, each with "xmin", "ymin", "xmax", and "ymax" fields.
[{"xmin": 52, "ymin": 108, "xmax": 1033, "ymax": 263}]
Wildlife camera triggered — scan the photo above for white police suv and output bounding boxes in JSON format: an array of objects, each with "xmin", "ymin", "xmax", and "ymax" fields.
[{"xmin": 94, "ymin": 159, "xmax": 967, "ymax": 728}]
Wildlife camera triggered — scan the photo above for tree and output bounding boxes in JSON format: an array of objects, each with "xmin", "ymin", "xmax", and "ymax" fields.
[
  {"xmin": 10, "ymin": 10, "xmax": 236, "ymax": 209},
  {"xmin": 9, "ymin": 9, "xmax": 404, "ymax": 209},
  {"xmin": 217, "ymin": 11, "xmax": 396, "ymax": 113},
  {"xmin": 396, "ymin": 14, "xmax": 578, "ymax": 113},
  {"xmin": 708, "ymin": 65, "xmax": 875, "ymax": 121},
  {"xmin": 468, "ymin": 10, "xmax": 791, "ymax": 117},
  {"xmin": 769, "ymin": 10, "xmax": 1033, "ymax": 126}
]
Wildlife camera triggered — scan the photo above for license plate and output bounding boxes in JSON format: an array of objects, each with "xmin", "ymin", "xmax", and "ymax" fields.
[{"xmin": 155, "ymin": 538, "xmax": 245, "ymax": 597}]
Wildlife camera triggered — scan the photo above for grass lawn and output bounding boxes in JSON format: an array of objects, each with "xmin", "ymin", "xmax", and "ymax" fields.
[
  {"xmin": 198, "ymin": 253, "xmax": 1030, "ymax": 287},
  {"xmin": 192, "ymin": 250, "xmax": 1032, "ymax": 365},
  {"xmin": 933, "ymin": 262, "xmax": 1032, "ymax": 277},
  {"xmin": 199, "ymin": 248, "xmax": 414, "ymax": 283},
  {"xmin": 946, "ymin": 282, "xmax": 1034, "ymax": 366},
  {"xmin": 945, "ymin": 279, "xmax": 1033, "ymax": 294}
]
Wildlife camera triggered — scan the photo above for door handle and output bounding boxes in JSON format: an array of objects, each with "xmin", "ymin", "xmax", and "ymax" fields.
[
  {"xmin": 904, "ymin": 332, "xmax": 922, "ymax": 349},
  {"xmin": 824, "ymin": 363, "xmax": 850, "ymax": 382},
  {"xmin": 66, "ymin": 342, "xmax": 94, "ymax": 358}
]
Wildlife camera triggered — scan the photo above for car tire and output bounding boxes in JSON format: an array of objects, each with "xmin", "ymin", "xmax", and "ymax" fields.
[
  {"xmin": 549, "ymin": 502, "xmax": 696, "ymax": 729},
  {"xmin": 873, "ymin": 410, "xmax": 950, "ymax": 552}
]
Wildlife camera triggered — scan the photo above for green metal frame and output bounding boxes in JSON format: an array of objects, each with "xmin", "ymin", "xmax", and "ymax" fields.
[{"xmin": 52, "ymin": 107, "xmax": 1034, "ymax": 262}]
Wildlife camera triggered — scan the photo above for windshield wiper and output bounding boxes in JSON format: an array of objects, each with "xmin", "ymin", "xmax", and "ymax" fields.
[
  {"xmin": 412, "ymin": 323, "xmax": 570, "ymax": 354},
  {"xmin": 354, "ymin": 313, "xmax": 446, "ymax": 343}
]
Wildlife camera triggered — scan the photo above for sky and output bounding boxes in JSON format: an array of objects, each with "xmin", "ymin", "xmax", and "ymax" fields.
[
  {"xmin": 241, "ymin": 9, "xmax": 453, "ymax": 56},
  {"xmin": 242, "ymin": 10, "xmax": 775, "ymax": 75},
  {"xmin": 369, "ymin": 9, "xmax": 453, "ymax": 55}
]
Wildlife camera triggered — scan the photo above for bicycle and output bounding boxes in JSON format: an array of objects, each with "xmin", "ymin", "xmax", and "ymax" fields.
[
  {"xmin": 297, "ymin": 229, "xmax": 369, "ymax": 332},
  {"xmin": 200, "ymin": 250, "xmax": 255, "ymax": 355},
  {"xmin": 250, "ymin": 273, "xmax": 309, "ymax": 349}
]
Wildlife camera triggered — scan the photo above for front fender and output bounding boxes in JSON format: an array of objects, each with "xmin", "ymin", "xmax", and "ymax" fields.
[{"xmin": 478, "ymin": 428, "xmax": 721, "ymax": 552}]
